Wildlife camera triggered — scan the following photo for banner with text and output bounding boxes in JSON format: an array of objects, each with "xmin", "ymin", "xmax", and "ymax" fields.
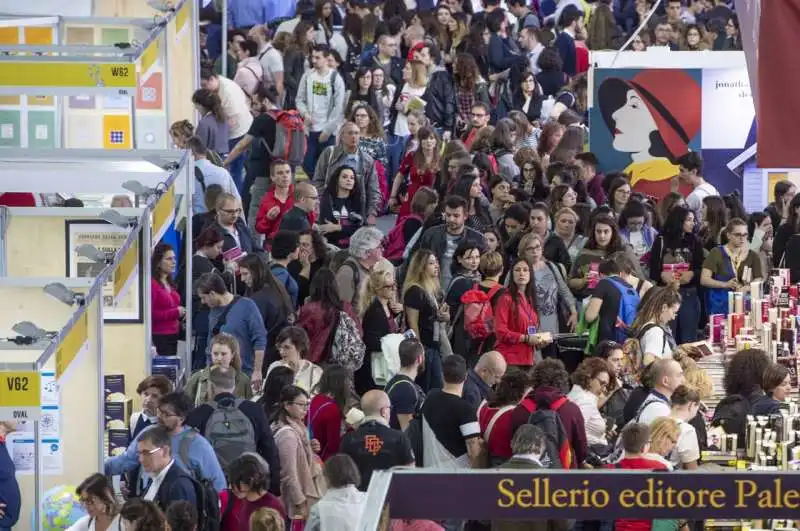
[{"xmin": 388, "ymin": 472, "xmax": 800, "ymax": 520}]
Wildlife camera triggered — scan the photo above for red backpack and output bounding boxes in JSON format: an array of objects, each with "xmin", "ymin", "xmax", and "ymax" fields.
[
  {"xmin": 461, "ymin": 284, "xmax": 505, "ymax": 342},
  {"xmin": 264, "ymin": 110, "xmax": 306, "ymax": 166},
  {"xmin": 383, "ymin": 214, "xmax": 422, "ymax": 261}
]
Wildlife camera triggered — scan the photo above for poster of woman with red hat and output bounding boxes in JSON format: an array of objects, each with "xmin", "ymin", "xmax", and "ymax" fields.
[{"xmin": 593, "ymin": 68, "xmax": 702, "ymax": 198}]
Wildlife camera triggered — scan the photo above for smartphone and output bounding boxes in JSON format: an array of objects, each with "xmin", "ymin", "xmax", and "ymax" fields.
[{"xmin": 403, "ymin": 329, "xmax": 417, "ymax": 339}]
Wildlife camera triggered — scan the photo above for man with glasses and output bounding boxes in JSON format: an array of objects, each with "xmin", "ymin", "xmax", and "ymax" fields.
[
  {"xmin": 137, "ymin": 426, "xmax": 197, "ymax": 509},
  {"xmin": 279, "ymin": 182, "xmax": 318, "ymax": 233},
  {"xmin": 340, "ymin": 390, "xmax": 416, "ymax": 491},
  {"xmin": 462, "ymin": 351, "xmax": 507, "ymax": 411},
  {"xmin": 214, "ymin": 192, "xmax": 259, "ymax": 258},
  {"xmin": 461, "ymin": 103, "xmax": 491, "ymax": 150},
  {"xmin": 105, "ymin": 393, "xmax": 227, "ymax": 494}
]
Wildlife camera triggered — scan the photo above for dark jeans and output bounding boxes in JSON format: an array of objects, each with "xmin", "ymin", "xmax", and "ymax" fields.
[
  {"xmin": 673, "ymin": 287, "xmax": 701, "ymax": 344},
  {"xmin": 386, "ymin": 133, "xmax": 407, "ymax": 185},
  {"xmin": 416, "ymin": 345, "xmax": 444, "ymax": 392},
  {"xmin": 152, "ymin": 333, "xmax": 178, "ymax": 356},
  {"xmin": 302, "ymin": 131, "xmax": 335, "ymax": 178},
  {"xmin": 191, "ymin": 309, "xmax": 210, "ymax": 371},
  {"xmin": 228, "ymin": 136, "xmax": 246, "ymax": 193}
]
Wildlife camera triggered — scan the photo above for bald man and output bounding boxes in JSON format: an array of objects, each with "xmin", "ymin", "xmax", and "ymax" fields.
[
  {"xmin": 278, "ymin": 181, "xmax": 319, "ymax": 233},
  {"xmin": 638, "ymin": 359, "xmax": 685, "ymax": 426},
  {"xmin": 339, "ymin": 390, "xmax": 416, "ymax": 491},
  {"xmin": 462, "ymin": 351, "xmax": 508, "ymax": 411}
]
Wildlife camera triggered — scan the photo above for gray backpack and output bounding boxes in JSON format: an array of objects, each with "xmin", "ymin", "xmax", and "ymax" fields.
[{"xmin": 203, "ymin": 399, "xmax": 256, "ymax": 470}]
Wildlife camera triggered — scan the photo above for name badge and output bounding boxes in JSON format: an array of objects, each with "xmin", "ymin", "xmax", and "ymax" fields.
[{"xmin": 527, "ymin": 325, "xmax": 537, "ymax": 335}]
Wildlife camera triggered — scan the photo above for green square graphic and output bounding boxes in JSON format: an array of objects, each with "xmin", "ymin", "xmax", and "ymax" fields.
[
  {"xmin": 0, "ymin": 110, "xmax": 21, "ymax": 148},
  {"xmin": 100, "ymin": 28, "xmax": 130, "ymax": 46},
  {"xmin": 27, "ymin": 111, "xmax": 56, "ymax": 148}
]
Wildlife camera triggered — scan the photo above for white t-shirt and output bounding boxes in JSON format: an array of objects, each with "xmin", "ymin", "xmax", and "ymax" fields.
[
  {"xmin": 66, "ymin": 514, "xmax": 123, "ymax": 531},
  {"xmin": 393, "ymin": 83, "xmax": 427, "ymax": 137},
  {"xmin": 639, "ymin": 323, "xmax": 673, "ymax": 359},
  {"xmin": 686, "ymin": 182, "xmax": 719, "ymax": 222},
  {"xmin": 637, "ymin": 394, "xmax": 672, "ymax": 426},
  {"xmin": 217, "ymin": 76, "xmax": 254, "ymax": 139},
  {"xmin": 307, "ymin": 70, "xmax": 336, "ymax": 133},
  {"xmin": 671, "ymin": 418, "xmax": 700, "ymax": 467}
]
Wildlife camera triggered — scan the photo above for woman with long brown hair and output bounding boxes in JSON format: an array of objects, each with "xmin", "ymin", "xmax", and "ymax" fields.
[
  {"xmin": 453, "ymin": 53, "xmax": 489, "ymax": 136},
  {"xmin": 350, "ymin": 103, "xmax": 388, "ymax": 173},
  {"xmin": 536, "ymin": 121, "xmax": 565, "ymax": 167},
  {"xmin": 389, "ymin": 126, "xmax": 441, "ymax": 220},
  {"xmin": 283, "ymin": 22, "xmax": 316, "ymax": 109}
]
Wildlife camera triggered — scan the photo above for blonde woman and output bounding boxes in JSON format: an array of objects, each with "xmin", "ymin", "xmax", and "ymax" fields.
[
  {"xmin": 357, "ymin": 265, "xmax": 403, "ymax": 393},
  {"xmin": 389, "ymin": 60, "xmax": 430, "ymax": 182},
  {"xmin": 554, "ymin": 207, "xmax": 588, "ymax": 263},
  {"xmin": 403, "ymin": 249, "xmax": 448, "ymax": 391},
  {"xmin": 647, "ymin": 416, "xmax": 681, "ymax": 470},
  {"xmin": 169, "ymin": 120, "xmax": 194, "ymax": 149},
  {"xmin": 184, "ymin": 332, "xmax": 252, "ymax": 406}
]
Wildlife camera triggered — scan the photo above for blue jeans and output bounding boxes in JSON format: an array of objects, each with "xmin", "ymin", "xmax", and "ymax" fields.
[
  {"xmin": 302, "ymin": 131, "xmax": 335, "ymax": 179},
  {"xmin": 673, "ymin": 287, "xmax": 701, "ymax": 344},
  {"xmin": 416, "ymin": 346, "xmax": 444, "ymax": 392},
  {"xmin": 228, "ymin": 136, "xmax": 246, "ymax": 193}
]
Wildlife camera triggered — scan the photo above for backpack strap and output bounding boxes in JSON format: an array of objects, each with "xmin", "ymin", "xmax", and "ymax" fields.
[
  {"xmin": 194, "ymin": 166, "xmax": 207, "ymax": 193},
  {"xmin": 637, "ymin": 322, "xmax": 666, "ymax": 357},
  {"xmin": 484, "ymin": 405, "xmax": 515, "ymax": 443},
  {"xmin": 551, "ymin": 396, "xmax": 568, "ymax": 411},
  {"xmin": 221, "ymin": 489, "xmax": 235, "ymax": 523}
]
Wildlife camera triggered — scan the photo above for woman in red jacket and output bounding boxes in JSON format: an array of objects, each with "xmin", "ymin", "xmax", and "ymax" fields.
[
  {"xmin": 493, "ymin": 259, "xmax": 552, "ymax": 368},
  {"xmin": 295, "ymin": 268, "xmax": 361, "ymax": 365},
  {"xmin": 308, "ymin": 365, "xmax": 354, "ymax": 461},
  {"xmin": 388, "ymin": 126, "xmax": 441, "ymax": 221},
  {"xmin": 151, "ymin": 243, "xmax": 184, "ymax": 356}
]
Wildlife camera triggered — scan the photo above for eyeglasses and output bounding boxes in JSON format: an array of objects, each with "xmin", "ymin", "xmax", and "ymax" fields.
[
  {"xmin": 137, "ymin": 446, "xmax": 163, "ymax": 457},
  {"xmin": 157, "ymin": 408, "xmax": 178, "ymax": 418}
]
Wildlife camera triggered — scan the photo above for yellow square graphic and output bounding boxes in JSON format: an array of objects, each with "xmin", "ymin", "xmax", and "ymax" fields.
[
  {"xmin": 24, "ymin": 27, "xmax": 54, "ymax": 45},
  {"xmin": 102, "ymin": 114, "xmax": 132, "ymax": 149}
]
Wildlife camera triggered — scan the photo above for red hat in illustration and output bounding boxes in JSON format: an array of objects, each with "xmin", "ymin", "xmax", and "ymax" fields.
[{"xmin": 598, "ymin": 69, "xmax": 702, "ymax": 159}]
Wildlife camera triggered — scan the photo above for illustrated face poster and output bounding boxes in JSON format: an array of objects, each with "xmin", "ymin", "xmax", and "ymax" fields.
[{"xmin": 590, "ymin": 68, "xmax": 755, "ymax": 198}]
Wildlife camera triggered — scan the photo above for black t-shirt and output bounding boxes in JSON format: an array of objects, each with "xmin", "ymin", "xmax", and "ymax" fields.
[
  {"xmin": 385, "ymin": 374, "xmax": 425, "ymax": 430},
  {"xmin": 592, "ymin": 276, "xmax": 630, "ymax": 343},
  {"xmin": 421, "ymin": 390, "xmax": 480, "ymax": 458},
  {"xmin": 339, "ymin": 420, "xmax": 415, "ymax": 491},
  {"xmin": 403, "ymin": 285, "xmax": 438, "ymax": 347},
  {"xmin": 403, "ymin": 216, "xmax": 423, "ymax": 243},
  {"xmin": 247, "ymin": 113, "xmax": 277, "ymax": 178}
]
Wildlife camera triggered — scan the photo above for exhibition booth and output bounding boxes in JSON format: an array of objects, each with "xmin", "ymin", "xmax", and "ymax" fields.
[
  {"xmin": 0, "ymin": 277, "xmax": 104, "ymax": 531},
  {"xmin": 0, "ymin": 0, "xmax": 197, "ymax": 150},
  {"xmin": 0, "ymin": 148, "xmax": 193, "ymax": 529}
]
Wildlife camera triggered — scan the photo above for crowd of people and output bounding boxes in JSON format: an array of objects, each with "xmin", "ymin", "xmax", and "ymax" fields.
[{"xmin": 0, "ymin": 1, "xmax": 777, "ymax": 531}]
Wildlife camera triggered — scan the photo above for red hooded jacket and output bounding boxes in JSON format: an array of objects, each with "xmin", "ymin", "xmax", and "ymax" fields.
[
  {"xmin": 493, "ymin": 290, "xmax": 540, "ymax": 366},
  {"xmin": 254, "ymin": 184, "xmax": 316, "ymax": 241}
]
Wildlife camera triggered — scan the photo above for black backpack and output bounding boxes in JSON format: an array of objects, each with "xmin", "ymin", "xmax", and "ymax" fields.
[
  {"xmin": 710, "ymin": 393, "xmax": 753, "ymax": 449},
  {"xmin": 520, "ymin": 396, "xmax": 571, "ymax": 469},
  {"xmin": 179, "ymin": 432, "xmax": 222, "ymax": 531}
]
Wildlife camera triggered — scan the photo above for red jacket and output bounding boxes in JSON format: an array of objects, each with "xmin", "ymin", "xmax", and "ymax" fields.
[
  {"xmin": 493, "ymin": 290, "xmax": 540, "ymax": 366},
  {"xmin": 309, "ymin": 394, "xmax": 344, "ymax": 462},
  {"xmin": 296, "ymin": 301, "xmax": 361, "ymax": 364},
  {"xmin": 254, "ymin": 185, "xmax": 317, "ymax": 240}
]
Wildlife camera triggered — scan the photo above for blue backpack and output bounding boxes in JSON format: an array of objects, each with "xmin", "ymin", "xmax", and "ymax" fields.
[{"xmin": 606, "ymin": 277, "xmax": 640, "ymax": 343}]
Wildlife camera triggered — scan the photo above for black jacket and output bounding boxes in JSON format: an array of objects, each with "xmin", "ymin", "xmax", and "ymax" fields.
[
  {"xmin": 422, "ymin": 69, "xmax": 457, "ymax": 132},
  {"xmin": 414, "ymin": 224, "xmax": 485, "ymax": 259},
  {"xmin": 361, "ymin": 53, "xmax": 404, "ymax": 88},
  {"xmin": 153, "ymin": 462, "xmax": 197, "ymax": 511},
  {"xmin": 185, "ymin": 393, "xmax": 282, "ymax": 496}
]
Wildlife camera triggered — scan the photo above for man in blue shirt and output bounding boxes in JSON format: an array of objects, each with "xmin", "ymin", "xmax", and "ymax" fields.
[
  {"xmin": 104, "ymin": 393, "xmax": 227, "ymax": 492},
  {"xmin": 228, "ymin": 0, "xmax": 296, "ymax": 30}
]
